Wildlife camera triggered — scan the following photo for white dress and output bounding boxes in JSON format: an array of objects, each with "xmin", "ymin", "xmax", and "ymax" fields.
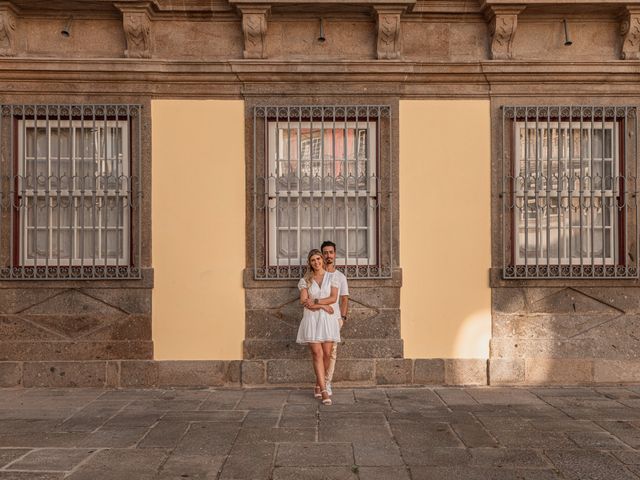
[{"xmin": 296, "ymin": 274, "xmax": 341, "ymax": 344}]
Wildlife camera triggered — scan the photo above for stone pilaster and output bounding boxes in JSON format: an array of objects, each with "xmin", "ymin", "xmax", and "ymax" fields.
[
  {"xmin": 484, "ymin": 5, "xmax": 525, "ymax": 60},
  {"xmin": 238, "ymin": 6, "xmax": 269, "ymax": 59},
  {"xmin": 115, "ymin": 2, "xmax": 155, "ymax": 59},
  {"xmin": 373, "ymin": 6, "xmax": 405, "ymax": 60},
  {"xmin": 0, "ymin": 2, "xmax": 17, "ymax": 57},
  {"xmin": 620, "ymin": 6, "xmax": 640, "ymax": 60}
]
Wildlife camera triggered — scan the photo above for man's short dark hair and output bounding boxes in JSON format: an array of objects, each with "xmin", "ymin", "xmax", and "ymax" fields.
[{"xmin": 321, "ymin": 240, "xmax": 336, "ymax": 252}]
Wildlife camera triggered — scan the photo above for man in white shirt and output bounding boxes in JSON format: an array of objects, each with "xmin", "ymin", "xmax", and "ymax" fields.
[{"xmin": 321, "ymin": 240, "xmax": 349, "ymax": 395}]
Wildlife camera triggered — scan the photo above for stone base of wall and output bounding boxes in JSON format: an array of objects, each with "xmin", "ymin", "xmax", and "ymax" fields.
[
  {"xmin": 5, "ymin": 358, "xmax": 636, "ymax": 388},
  {"xmin": 0, "ymin": 359, "xmax": 489, "ymax": 388}
]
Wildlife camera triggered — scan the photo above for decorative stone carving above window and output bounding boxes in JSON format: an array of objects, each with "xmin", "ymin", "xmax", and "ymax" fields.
[
  {"xmin": 237, "ymin": 5, "xmax": 269, "ymax": 59},
  {"xmin": 228, "ymin": 0, "xmax": 415, "ymax": 60},
  {"xmin": 115, "ymin": 2, "xmax": 155, "ymax": 59},
  {"xmin": 621, "ymin": 6, "xmax": 640, "ymax": 59},
  {"xmin": 482, "ymin": 4, "xmax": 525, "ymax": 60},
  {"xmin": 0, "ymin": 2, "xmax": 17, "ymax": 57},
  {"xmin": 374, "ymin": 6, "xmax": 407, "ymax": 59}
]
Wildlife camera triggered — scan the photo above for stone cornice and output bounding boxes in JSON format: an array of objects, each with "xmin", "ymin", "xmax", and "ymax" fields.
[{"xmin": 0, "ymin": 59, "xmax": 638, "ymax": 88}]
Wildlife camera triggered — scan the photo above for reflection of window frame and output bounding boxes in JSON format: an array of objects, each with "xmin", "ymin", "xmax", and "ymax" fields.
[
  {"xmin": 17, "ymin": 119, "xmax": 130, "ymax": 266},
  {"xmin": 267, "ymin": 120, "xmax": 377, "ymax": 266},
  {"xmin": 512, "ymin": 119, "xmax": 621, "ymax": 266}
]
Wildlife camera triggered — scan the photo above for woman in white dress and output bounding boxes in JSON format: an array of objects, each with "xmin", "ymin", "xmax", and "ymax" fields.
[{"xmin": 297, "ymin": 249, "xmax": 340, "ymax": 405}]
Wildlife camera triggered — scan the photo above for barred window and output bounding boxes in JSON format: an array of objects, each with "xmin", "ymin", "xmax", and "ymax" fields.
[
  {"xmin": 0, "ymin": 105, "xmax": 142, "ymax": 280},
  {"xmin": 502, "ymin": 106, "xmax": 638, "ymax": 279},
  {"xmin": 252, "ymin": 105, "xmax": 393, "ymax": 279}
]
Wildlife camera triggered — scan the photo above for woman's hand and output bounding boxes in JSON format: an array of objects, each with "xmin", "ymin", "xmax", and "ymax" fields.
[{"xmin": 321, "ymin": 305, "xmax": 334, "ymax": 314}]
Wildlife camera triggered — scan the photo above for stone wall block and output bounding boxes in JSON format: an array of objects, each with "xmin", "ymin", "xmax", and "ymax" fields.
[
  {"xmin": 0, "ymin": 341, "xmax": 153, "ymax": 361},
  {"xmin": 575, "ymin": 287, "xmax": 640, "ymax": 314},
  {"xmin": 492, "ymin": 288, "xmax": 525, "ymax": 314},
  {"xmin": 0, "ymin": 362, "xmax": 22, "ymax": 387},
  {"xmin": 245, "ymin": 310, "xmax": 297, "ymax": 339},
  {"xmin": 341, "ymin": 309, "xmax": 400, "ymax": 339},
  {"xmin": 19, "ymin": 290, "xmax": 123, "ymax": 315},
  {"xmin": 266, "ymin": 359, "xmax": 315, "ymax": 384},
  {"xmin": 524, "ymin": 358, "xmax": 593, "ymax": 385},
  {"xmin": 521, "ymin": 288, "xmax": 564, "ymax": 311},
  {"xmin": 105, "ymin": 361, "xmax": 120, "ymax": 388},
  {"xmin": 245, "ymin": 288, "xmax": 299, "ymax": 310},
  {"xmin": 526, "ymin": 288, "xmax": 618, "ymax": 315},
  {"xmin": 241, "ymin": 360, "xmax": 266, "ymax": 385},
  {"xmin": 0, "ymin": 289, "xmax": 61, "ymax": 315},
  {"xmin": 332, "ymin": 359, "xmax": 375, "ymax": 383},
  {"xmin": 490, "ymin": 338, "xmax": 596, "ymax": 359},
  {"xmin": 244, "ymin": 339, "xmax": 403, "ymax": 360},
  {"xmin": 494, "ymin": 313, "xmax": 622, "ymax": 340},
  {"xmin": 158, "ymin": 361, "xmax": 241, "ymax": 387},
  {"xmin": 82, "ymin": 315, "xmax": 152, "ymax": 341},
  {"xmin": 593, "ymin": 360, "xmax": 640, "ymax": 383},
  {"xmin": 488, "ymin": 358, "xmax": 524, "ymax": 385},
  {"xmin": 375, "ymin": 358, "xmax": 412, "ymax": 384},
  {"xmin": 413, "ymin": 359, "xmax": 445, "ymax": 384},
  {"xmin": 120, "ymin": 360, "xmax": 158, "ymax": 387},
  {"xmin": 23, "ymin": 361, "xmax": 107, "ymax": 387},
  {"xmin": 0, "ymin": 315, "xmax": 64, "ymax": 341},
  {"xmin": 444, "ymin": 359, "xmax": 487, "ymax": 386},
  {"xmin": 81, "ymin": 288, "xmax": 152, "ymax": 314},
  {"xmin": 243, "ymin": 339, "xmax": 307, "ymax": 359},
  {"xmin": 349, "ymin": 287, "xmax": 400, "ymax": 309}
]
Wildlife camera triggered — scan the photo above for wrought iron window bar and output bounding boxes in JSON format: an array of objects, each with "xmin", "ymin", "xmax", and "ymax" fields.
[
  {"xmin": 0, "ymin": 104, "xmax": 143, "ymax": 280},
  {"xmin": 501, "ymin": 105, "xmax": 639, "ymax": 279}
]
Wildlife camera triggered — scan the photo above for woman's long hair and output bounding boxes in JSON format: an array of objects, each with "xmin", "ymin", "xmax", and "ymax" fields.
[{"xmin": 303, "ymin": 249, "xmax": 324, "ymax": 284}]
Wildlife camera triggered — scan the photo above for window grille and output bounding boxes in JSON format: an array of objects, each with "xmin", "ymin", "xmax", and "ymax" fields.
[
  {"xmin": 252, "ymin": 105, "xmax": 393, "ymax": 280},
  {"xmin": 0, "ymin": 104, "xmax": 142, "ymax": 280},
  {"xmin": 501, "ymin": 106, "xmax": 639, "ymax": 279}
]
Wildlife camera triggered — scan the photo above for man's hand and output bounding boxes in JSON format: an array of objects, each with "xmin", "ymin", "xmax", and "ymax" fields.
[{"xmin": 303, "ymin": 298, "xmax": 315, "ymax": 309}]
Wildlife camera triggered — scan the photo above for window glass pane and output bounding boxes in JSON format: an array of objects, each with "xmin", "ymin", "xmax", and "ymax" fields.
[
  {"xmin": 26, "ymin": 229, "xmax": 48, "ymax": 258},
  {"xmin": 50, "ymin": 230, "xmax": 72, "ymax": 259},
  {"xmin": 276, "ymin": 230, "xmax": 298, "ymax": 259}
]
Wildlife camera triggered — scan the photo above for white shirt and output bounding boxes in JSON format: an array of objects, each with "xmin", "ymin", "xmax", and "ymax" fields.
[{"xmin": 328, "ymin": 269, "xmax": 349, "ymax": 319}]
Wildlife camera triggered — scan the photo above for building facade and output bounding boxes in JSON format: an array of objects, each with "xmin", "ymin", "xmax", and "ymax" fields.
[{"xmin": 0, "ymin": 0, "xmax": 639, "ymax": 387}]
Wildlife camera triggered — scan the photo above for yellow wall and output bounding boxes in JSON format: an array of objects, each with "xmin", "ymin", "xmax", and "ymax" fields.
[
  {"xmin": 400, "ymin": 100, "xmax": 491, "ymax": 358},
  {"xmin": 152, "ymin": 100, "xmax": 245, "ymax": 360}
]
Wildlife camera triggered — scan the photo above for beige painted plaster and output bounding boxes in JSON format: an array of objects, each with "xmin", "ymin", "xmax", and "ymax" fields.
[
  {"xmin": 400, "ymin": 100, "xmax": 491, "ymax": 359},
  {"xmin": 152, "ymin": 100, "xmax": 245, "ymax": 360}
]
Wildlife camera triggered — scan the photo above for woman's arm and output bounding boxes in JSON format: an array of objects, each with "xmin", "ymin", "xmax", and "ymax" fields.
[
  {"xmin": 300, "ymin": 287, "xmax": 309, "ymax": 306},
  {"xmin": 313, "ymin": 286, "xmax": 338, "ymax": 306}
]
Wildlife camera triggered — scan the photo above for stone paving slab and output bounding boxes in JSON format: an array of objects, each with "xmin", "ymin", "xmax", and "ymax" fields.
[{"xmin": 2, "ymin": 386, "xmax": 640, "ymax": 478}]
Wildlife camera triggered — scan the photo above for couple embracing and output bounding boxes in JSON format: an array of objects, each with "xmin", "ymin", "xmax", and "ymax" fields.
[{"xmin": 296, "ymin": 241, "xmax": 349, "ymax": 406}]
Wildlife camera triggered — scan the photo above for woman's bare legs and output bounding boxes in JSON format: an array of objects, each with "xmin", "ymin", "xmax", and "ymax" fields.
[
  {"xmin": 309, "ymin": 343, "xmax": 326, "ymax": 390},
  {"xmin": 322, "ymin": 342, "xmax": 333, "ymax": 374}
]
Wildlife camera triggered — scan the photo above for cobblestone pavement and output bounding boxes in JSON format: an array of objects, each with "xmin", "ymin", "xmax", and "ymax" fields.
[{"xmin": 2, "ymin": 387, "xmax": 640, "ymax": 479}]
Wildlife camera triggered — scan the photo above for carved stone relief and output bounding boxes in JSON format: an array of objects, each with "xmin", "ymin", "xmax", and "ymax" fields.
[
  {"xmin": 239, "ymin": 7, "xmax": 269, "ymax": 59},
  {"xmin": 123, "ymin": 11, "xmax": 153, "ymax": 58},
  {"xmin": 0, "ymin": 4, "xmax": 16, "ymax": 57},
  {"xmin": 485, "ymin": 6, "xmax": 525, "ymax": 60},
  {"xmin": 621, "ymin": 7, "xmax": 640, "ymax": 60},
  {"xmin": 374, "ymin": 7, "xmax": 404, "ymax": 60}
]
